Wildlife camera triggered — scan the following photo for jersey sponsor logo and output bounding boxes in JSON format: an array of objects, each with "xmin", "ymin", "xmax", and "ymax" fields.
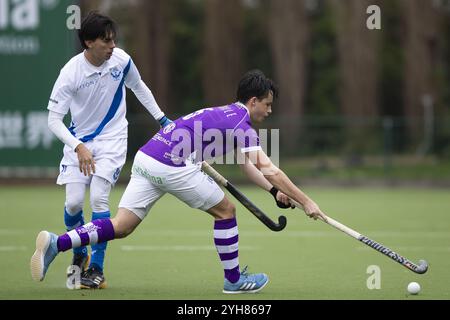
[
  {"xmin": 49, "ymin": 98, "xmax": 58, "ymax": 104},
  {"xmin": 77, "ymin": 78, "xmax": 98, "ymax": 92},
  {"xmin": 152, "ymin": 132, "xmax": 172, "ymax": 146},
  {"xmin": 110, "ymin": 67, "xmax": 121, "ymax": 81},
  {"xmin": 132, "ymin": 165, "xmax": 164, "ymax": 184}
]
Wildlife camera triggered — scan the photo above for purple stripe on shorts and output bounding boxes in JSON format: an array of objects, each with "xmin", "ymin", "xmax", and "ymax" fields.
[
  {"xmin": 214, "ymin": 218, "xmax": 237, "ymax": 230},
  {"xmin": 219, "ymin": 250, "xmax": 239, "ymax": 261},
  {"xmin": 214, "ymin": 234, "xmax": 238, "ymax": 246}
]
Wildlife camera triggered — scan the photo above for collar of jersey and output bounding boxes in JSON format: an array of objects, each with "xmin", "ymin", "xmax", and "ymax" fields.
[
  {"xmin": 234, "ymin": 101, "xmax": 250, "ymax": 114},
  {"xmin": 82, "ymin": 52, "xmax": 120, "ymax": 78}
]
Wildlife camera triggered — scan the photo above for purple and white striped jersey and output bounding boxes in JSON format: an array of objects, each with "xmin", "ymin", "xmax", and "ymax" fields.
[{"xmin": 140, "ymin": 102, "xmax": 261, "ymax": 167}]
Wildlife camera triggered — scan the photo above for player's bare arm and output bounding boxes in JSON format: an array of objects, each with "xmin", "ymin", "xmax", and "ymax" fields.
[
  {"xmin": 247, "ymin": 149, "xmax": 327, "ymax": 221},
  {"xmin": 238, "ymin": 160, "xmax": 271, "ymax": 191},
  {"xmin": 238, "ymin": 159, "xmax": 292, "ymax": 207}
]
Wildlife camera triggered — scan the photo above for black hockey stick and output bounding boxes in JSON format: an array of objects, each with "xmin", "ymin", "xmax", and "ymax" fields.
[{"xmin": 201, "ymin": 162, "xmax": 287, "ymax": 232}]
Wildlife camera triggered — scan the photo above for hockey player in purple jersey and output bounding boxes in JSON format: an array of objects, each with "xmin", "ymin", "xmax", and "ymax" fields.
[{"xmin": 31, "ymin": 70, "xmax": 327, "ymax": 294}]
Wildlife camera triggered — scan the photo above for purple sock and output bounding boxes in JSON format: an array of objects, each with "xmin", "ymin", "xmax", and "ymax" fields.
[
  {"xmin": 214, "ymin": 218, "xmax": 240, "ymax": 283},
  {"xmin": 57, "ymin": 219, "xmax": 115, "ymax": 252}
]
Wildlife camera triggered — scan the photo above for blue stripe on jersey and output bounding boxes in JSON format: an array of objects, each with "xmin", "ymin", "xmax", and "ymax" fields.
[{"xmin": 79, "ymin": 59, "xmax": 132, "ymax": 143}]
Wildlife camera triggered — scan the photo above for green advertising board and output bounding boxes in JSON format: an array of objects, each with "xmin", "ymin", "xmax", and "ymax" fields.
[{"xmin": 0, "ymin": 0, "xmax": 78, "ymax": 176}]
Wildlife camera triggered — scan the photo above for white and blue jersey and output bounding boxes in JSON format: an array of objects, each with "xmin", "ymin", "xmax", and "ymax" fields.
[
  {"xmin": 47, "ymin": 48, "xmax": 142, "ymax": 142},
  {"xmin": 47, "ymin": 47, "xmax": 163, "ymax": 185}
]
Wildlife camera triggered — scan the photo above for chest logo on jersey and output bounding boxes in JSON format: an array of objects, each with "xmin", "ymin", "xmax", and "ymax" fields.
[
  {"xmin": 163, "ymin": 122, "xmax": 176, "ymax": 134},
  {"xmin": 110, "ymin": 67, "xmax": 122, "ymax": 81}
]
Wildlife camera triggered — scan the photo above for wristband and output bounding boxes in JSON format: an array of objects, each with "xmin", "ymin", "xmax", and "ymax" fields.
[{"xmin": 158, "ymin": 115, "xmax": 173, "ymax": 128}]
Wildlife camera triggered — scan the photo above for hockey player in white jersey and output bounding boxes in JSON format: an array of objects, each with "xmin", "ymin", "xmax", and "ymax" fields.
[{"xmin": 47, "ymin": 11, "xmax": 172, "ymax": 289}]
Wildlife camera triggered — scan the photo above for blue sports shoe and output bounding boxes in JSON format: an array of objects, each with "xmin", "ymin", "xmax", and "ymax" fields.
[
  {"xmin": 30, "ymin": 231, "xmax": 59, "ymax": 282},
  {"xmin": 223, "ymin": 266, "xmax": 269, "ymax": 294}
]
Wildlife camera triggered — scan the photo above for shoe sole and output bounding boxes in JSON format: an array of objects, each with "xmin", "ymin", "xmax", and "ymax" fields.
[
  {"xmin": 222, "ymin": 278, "xmax": 269, "ymax": 294},
  {"xmin": 30, "ymin": 231, "xmax": 50, "ymax": 282}
]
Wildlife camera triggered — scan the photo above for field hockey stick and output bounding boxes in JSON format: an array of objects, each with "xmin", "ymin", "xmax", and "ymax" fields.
[
  {"xmin": 290, "ymin": 199, "xmax": 428, "ymax": 274},
  {"xmin": 201, "ymin": 162, "xmax": 287, "ymax": 232}
]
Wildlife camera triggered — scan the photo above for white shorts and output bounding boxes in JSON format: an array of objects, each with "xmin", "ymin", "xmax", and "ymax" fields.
[
  {"xmin": 56, "ymin": 138, "xmax": 127, "ymax": 186},
  {"xmin": 119, "ymin": 151, "xmax": 225, "ymax": 220}
]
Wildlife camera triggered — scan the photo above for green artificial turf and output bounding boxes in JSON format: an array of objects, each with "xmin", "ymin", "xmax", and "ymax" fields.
[{"xmin": 0, "ymin": 185, "xmax": 448, "ymax": 300}]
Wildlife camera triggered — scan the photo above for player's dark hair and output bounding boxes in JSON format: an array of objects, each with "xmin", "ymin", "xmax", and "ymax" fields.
[
  {"xmin": 236, "ymin": 70, "xmax": 279, "ymax": 104},
  {"xmin": 78, "ymin": 11, "xmax": 117, "ymax": 49}
]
